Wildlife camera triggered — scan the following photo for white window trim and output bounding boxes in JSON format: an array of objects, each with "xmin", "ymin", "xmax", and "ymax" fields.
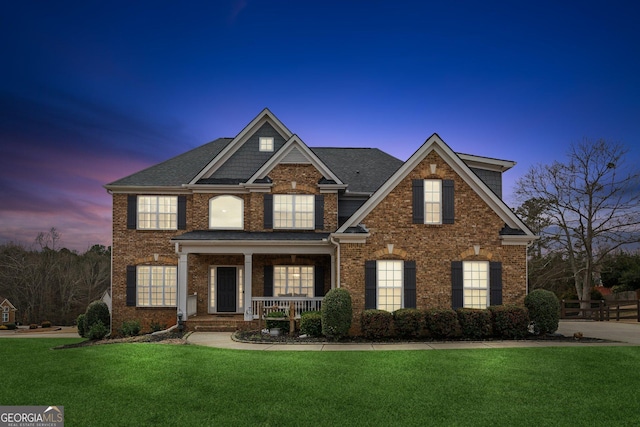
[
  {"xmin": 137, "ymin": 196, "xmax": 178, "ymax": 230},
  {"xmin": 273, "ymin": 194, "xmax": 315, "ymax": 230},
  {"xmin": 274, "ymin": 265, "xmax": 315, "ymax": 297},
  {"xmin": 424, "ymin": 179, "xmax": 442, "ymax": 225},
  {"xmin": 209, "ymin": 266, "xmax": 244, "ymax": 314},
  {"xmin": 463, "ymin": 261, "xmax": 489, "ymax": 309},
  {"xmin": 377, "ymin": 260, "xmax": 404, "ymax": 312},
  {"xmin": 209, "ymin": 195, "xmax": 244, "ymax": 230},
  {"xmin": 259, "ymin": 136, "xmax": 274, "ymax": 152},
  {"xmin": 137, "ymin": 265, "xmax": 177, "ymax": 307}
]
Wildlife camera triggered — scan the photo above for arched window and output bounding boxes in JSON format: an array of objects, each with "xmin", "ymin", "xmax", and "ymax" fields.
[{"xmin": 209, "ymin": 196, "xmax": 244, "ymax": 229}]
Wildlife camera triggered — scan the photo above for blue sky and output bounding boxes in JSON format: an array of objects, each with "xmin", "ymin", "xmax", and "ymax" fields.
[{"xmin": 1, "ymin": 0, "xmax": 638, "ymax": 251}]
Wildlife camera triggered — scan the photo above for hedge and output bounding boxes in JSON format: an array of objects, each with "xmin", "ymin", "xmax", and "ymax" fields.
[
  {"xmin": 424, "ymin": 309, "xmax": 461, "ymax": 339},
  {"xmin": 361, "ymin": 309, "xmax": 393, "ymax": 339}
]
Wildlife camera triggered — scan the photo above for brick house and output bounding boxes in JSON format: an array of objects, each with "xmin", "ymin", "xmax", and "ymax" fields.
[
  {"xmin": 0, "ymin": 297, "xmax": 17, "ymax": 325},
  {"xmin": 105, "ymin": 108, "xmax": 535, "ymax": 333}
]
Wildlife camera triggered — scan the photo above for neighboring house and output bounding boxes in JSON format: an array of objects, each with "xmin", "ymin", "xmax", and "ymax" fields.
[
  {"xmin": 0, "ymin": 297, "xmax": 17, "ymax": 325},
  {"xmin": 105, "ymin": 108, "xmax": 536, "ymax": 333},
  {"xmin": 101, "ymin": 289, "xmax": 112, "ymax": 314}
]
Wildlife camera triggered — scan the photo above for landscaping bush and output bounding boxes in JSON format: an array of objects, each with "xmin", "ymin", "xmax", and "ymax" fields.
[
  {"xmin": 0, "ymin": 325, "xmax": 7, "ymax": 330},
  {"xmin": 29, "ymin": 324, "xmax": 38, "ymax": 329},
  {"xmin": 87, "ymin": 320, "xmax": 108, "ymax": 340},
  {"xmin": 321, "ymin": 288, "xmax": 352, "ymax": 340},
  {"xmin": 393, "ymin": 308, "xmax": 423, "ymax": 338},
  {"xmin": 525, "ymin": 289, "xmax": 560, "ymax": 335},
  {"xmin": 41, "ymin": 320, "xmax": 52, "ymax": 328},
  {"xmin": 150, "ymin": 322, "xmax": 166, "ymax": 333},
  {"xmin": 120, "ymin": 320, "xmax": 142, "ymax": 337},
  {"xmin": 77, "ymin": 314, "xmax": 87, "ymax": 338},
  {"xmin": 4, "ymin": 323, "xmax": 17, "ymax": 330},
  {"xmin": 85, "ymin": 300, "xmax": 111, "ymax": 335},
  {"xmin": 456, "ymin": 308, "xmax": 493, "ymax": 339},
  {"xmin": 361, "ymin": 309, "xmax": 394, "ymax": 339},
  {"xmin": 300, "ymin": 311, "xmax": 322, "ymax": 337},
  {"xmin": 266, "ymin": 311, "xmax": 289, "ymax": 332},
  {"xmin": 489, "ymin": 305, "xmax": 529, "ymax": 339},
  {"xmin": 424, "ymin": 309, "xmax": 461, "ymax": 339}
]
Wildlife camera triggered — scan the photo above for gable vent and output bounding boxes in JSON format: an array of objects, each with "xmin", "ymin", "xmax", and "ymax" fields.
[{"xmin": 282, "ymin": 147, "xmax": 310, "ymax": 164}]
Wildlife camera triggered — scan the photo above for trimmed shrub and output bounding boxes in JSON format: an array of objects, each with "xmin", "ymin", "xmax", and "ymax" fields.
[
  {"xmin": 150, "ymin": 322, "xmax": 166, "ymax": 333},
  {"xmin": 266, "ymin": 311, "xmax": 289, "ymax": 332},
  {"xmin": 41, "ymin": 320, "xmax": 52, "ymax": 328},
  {"xmin": 77, "ymin": 314, "xmax": 87, "ymax": 338},
  {"xmin": 489, "ymin": 305, "xmax": 529, "ymax": 339},
  {"xmin": 0, "ymin": 325, "xmax": 7, "ymax": 330},
  {"xmin": 29, "ymin": 324, "xmax": 38, "ymax": 329},
  {"xmin": 321, "ymin": 288, "xmax": 352, "ymax": 340},
  {"xmin": 87, "ymin": 320, "xmax": 108, "ymax": 340},
  {"xmin": 300, "ymin": 311, "xmax": 322, "ymax": 337},
  {"xmin": 120, "ymin": 320, "xmax": 142, "ymax": 337},
  {"xmin": 456, "ymin": 308, "xmax": 493, "ymax": 339},
  {"xmin": 525, "ymin": 289, "xmax": 560, "ymax": 335},
  {"xmin": 361, "ymin": 309, "xmax": 394, "ymax": 339},
  {"xmin": 424, "ymin": 309, "xmax": 461, "ymax": 339},
  {"xmin": 4, "ymin": 323, "xmax": 17, "ymax": 330},
  {"xmin": 393, "ymin": 308, "xmax": 423, "ymax": 338},
  {"xmin": 85, "ymin": 300, "xmax": 111, "ymax": 336}
]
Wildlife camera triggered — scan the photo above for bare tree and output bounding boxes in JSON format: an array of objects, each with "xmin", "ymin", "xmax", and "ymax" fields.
[{"xmin": 515, "ymin": 139, "xmax": 640, "ymax": 309}]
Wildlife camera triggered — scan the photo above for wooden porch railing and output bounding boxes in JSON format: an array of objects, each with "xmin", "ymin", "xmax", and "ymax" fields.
[{"xmin": 251, "ymin": 297, "xmax": 323, "ymax": 320}]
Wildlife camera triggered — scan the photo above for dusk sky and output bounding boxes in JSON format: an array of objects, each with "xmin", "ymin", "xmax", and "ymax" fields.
[{"xmin": 1, "ymin": 1, "xmax": 639, "ymax": 251}]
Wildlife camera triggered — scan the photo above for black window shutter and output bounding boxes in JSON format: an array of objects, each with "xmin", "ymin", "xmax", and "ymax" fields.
[
  {"xmin": 126, "ymin": 265, "xmax": 136, "ymax": 307},
  {"xmin": 404, "ymin": 260, "xmax": 416, "ymax": 309},
  {"xmin": 365, "ymin": 260, "xmax": 377, "ymax": 309},
  {"xmin": 443, "ymin": 179, "xmax": 455, "ymax": 224},
  {"xmin": 177, "ymin": 196, "xmax": 187, "ymax": 230},
  {"xmin": 127, "ymin": 195, "xmax": 137, "ymax": 229},
  {"xmin": 264, "ymin": 194, "xmax": 273, "ymax": 229},
  {"xmin": 451, "ymin": 261, "xmax": 463, "ymax": 310},
  {"xmin": 264, "ymin": 265, "xmax": 273, "ymax": 297},
  {"xmin": 315, "ymin": 195, "xmax": 324, "ymax": 230},
  {"xmin": 314, "ymin": 265, "xmax": 325, "ymax": 297},
  {"xmin": 490, "ymin": 262, "xmax": 503, "ymax": 306},
  {"xmin": 412, "ymin": 179, "xmax": 424, "ymax": 224}
]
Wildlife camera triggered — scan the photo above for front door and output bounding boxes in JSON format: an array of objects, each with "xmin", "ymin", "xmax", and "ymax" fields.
[{"xmin": 217, "ymin": 267, "xmax": 237, "ymax": 312}]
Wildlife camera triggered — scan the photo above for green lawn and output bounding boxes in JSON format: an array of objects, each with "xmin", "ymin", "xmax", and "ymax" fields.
[{"xmin": 2, "ymin": 339, "xmax": 639, "ymax": 426}]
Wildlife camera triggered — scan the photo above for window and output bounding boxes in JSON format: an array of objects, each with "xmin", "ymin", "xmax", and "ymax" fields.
[
  {"xmin": 463, "ymin": 261, "xmax": 489, "ymax": 309},
  {"xmin": 259, "ymin": 136, "xmax": 274, "ymax": 152},
  {"xmin": 137, "ymin": 196, "xmax": 177, "ymax": 230},
  {"xmin": 137, "ymin": 266, "xmax": 177, "ymax": 307},
  {"xmin": 377, "ymin": 261, "xmax": 403, "ymax": 311},
  {"xmin": 209, "ymin": 195, "xmax": 243, "ymax": 229},
  {"xmin": 273, "ymin": 195, "xmax": 314, "ymax": 229},
  {"xmin": 2, "ymin": 307, "xmax": 8, "ymax": 323},
  {"xmin": 424, "ymin": 179, "xmax": 441, "ymax": 224},
  {"xmin": 274, "ymin": 266, "xmax": 314, "ymax": 297}
]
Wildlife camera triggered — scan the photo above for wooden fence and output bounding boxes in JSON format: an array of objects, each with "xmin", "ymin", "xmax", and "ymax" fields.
[{"xmin": 560, "ymin": 299, "xmax": 640, "ymax": 322}]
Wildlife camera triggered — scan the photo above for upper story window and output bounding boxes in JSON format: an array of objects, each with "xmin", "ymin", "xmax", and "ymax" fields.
[
  {"xmin": 137, "ymin": 196, "xmax": 177, "ymax": 230},
  {"xmin": 259, "ymin": 137, "xmax": 274, "ymax": 152},
  {"xmin": 209, "ymin": 195, "xmax": 244, "ymax": 229},
  {"xmin": 274, "ymin": 194, "xmax": 314, "ymax": 229},
  {"xmin": 463, "ymin": 261, "xmax": 489, "ymax": 309},
  {"xmin": 424, "ymin": 179, "xmax": 441, "ymax": 224}
]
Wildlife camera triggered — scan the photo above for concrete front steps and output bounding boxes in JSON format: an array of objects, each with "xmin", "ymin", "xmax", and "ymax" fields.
[{"xmin": 186, "ymin": 314, "xmax": 256, "ymax": 332}]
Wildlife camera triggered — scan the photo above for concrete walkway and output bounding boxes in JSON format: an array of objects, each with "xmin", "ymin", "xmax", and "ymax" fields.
[{"xmin": 186, "ymin": 320, "xmax": 640, "ymax": 351}]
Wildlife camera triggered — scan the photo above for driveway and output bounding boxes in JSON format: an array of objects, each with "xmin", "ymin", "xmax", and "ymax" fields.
[
  {"xmin": 0, "ymin": 326, "xmax": 79, "ymax": 338},
  {"xmin": 557, "ymin": 320, "xmax": 640, "ymax": 344}
]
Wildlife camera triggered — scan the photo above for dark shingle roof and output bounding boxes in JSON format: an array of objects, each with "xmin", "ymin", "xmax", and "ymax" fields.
[
  {"xmin": 311, "ymin": 148, "xmax": 403, "ymax": 193},
  {"xmin": 106, "ymin": 138, "xmax": 232, "ymax": 187},
  {"xmin": 172, "ymin": 230, "xmax": 330, "ymax": 241}
]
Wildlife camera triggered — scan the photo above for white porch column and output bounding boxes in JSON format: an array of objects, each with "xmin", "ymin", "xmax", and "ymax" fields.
[
  {"xmin": 243, "ymin": 253, "xmax": 253, "ymax": 321},
  {"xmin": 177, "ymin": 253, "xmax": 189, "ymax": 321}
]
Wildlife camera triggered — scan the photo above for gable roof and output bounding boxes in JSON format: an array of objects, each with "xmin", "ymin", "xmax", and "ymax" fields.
[
  {"xmin": 336, "ymin": 133, "xmax": 536, "ymax": 241},
  {"xmin": 0, "ymin": 297, "xmax": 16, "ymax": 310}
]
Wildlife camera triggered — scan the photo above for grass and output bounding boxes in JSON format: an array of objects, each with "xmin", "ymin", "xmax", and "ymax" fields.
[{"xmin": 2, "ymin": 339, "xmax": 640, "ymax": 426}]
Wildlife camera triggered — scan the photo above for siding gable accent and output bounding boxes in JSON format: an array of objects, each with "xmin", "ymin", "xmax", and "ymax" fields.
[
  {"xmin": 264, "ymin": 194, "xmax": 273, "ymax": 229},
  {"xmin": 489, "ymin": 261, "xmax": 503, "ymax": 306},
  {"xmin": 412, "ymin": 180, "xmax": 424, "ymax": 224},
  {"xmin": 451, "ymin": 261, "xmax": 463, "ymax": 310},
  {"xmin": 364, "ymin": 260, "xmax": 377, "ymax": 309},
  {"xmin": 178, "ymin": 195, "xmax": 187, "ymax": 230},
  {"xmin": 442, "ymin": 179, "xmax": 455, "ymax": 224},
  {"xmin": 126, "ymin": 265, "xmax": 136, "ymax": 307},
  {"xmin": 315, "ymin": 195, "xmax": 324, "ymax": 230},
  {"xmin": 127, "ymin": 195, "xmax": 137, "ymax": 230},
  {"xmin": 314, "ymin": 265, "xmax": 325, "ymax": 297},
  {"xmin": 264, "ymin": 265, "xmax": 273, "ymax": 297},
  {"xmin": 404, "ymin": 260, "xmax": 416, "ymax": 309}
]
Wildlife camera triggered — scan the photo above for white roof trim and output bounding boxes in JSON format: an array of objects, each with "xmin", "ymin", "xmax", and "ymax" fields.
[
  {"xmin": 458, "ymin": 153, "xmax": 516, "ymax": 172},
  {"xmin": 337, "ymin": 133, "xmax": 535, "ymax": 239},
  {"xmin": 189, "ymin": 108, "xmax": 294, "ymax": 184},
  {"xmin": 247, "ymin": 135, "xmax": 344, "ymax": 185}
]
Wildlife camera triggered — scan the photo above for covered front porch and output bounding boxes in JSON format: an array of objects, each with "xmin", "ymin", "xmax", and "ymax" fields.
[{"xmin": 172, "ymin": 231, "xmax": 336, "ymax": 327}]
